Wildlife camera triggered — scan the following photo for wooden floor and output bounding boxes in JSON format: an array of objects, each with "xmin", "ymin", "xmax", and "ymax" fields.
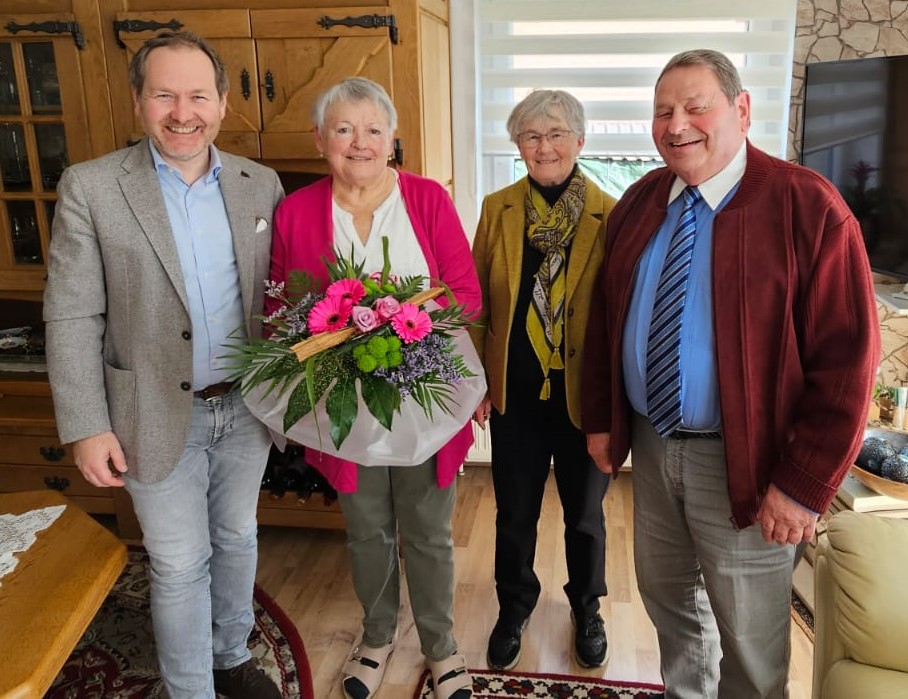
[{"xmin": 255, "ymin": 465, "xmax": 815, "ymax": 698}]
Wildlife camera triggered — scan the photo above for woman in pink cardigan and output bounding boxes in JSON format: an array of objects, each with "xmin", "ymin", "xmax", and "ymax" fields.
[{"xmin": 266, "ymin": 77, "xmax": 478, "ymax": 699}]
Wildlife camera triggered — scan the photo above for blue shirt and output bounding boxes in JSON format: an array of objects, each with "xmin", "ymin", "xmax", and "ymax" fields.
[
  {"xmin": 622, "ymin": 146, "xmax": 746, "ymax": 430},
  {"xmin": 150, "ymin": 142, "xmax": 245, "ymax": 390}
]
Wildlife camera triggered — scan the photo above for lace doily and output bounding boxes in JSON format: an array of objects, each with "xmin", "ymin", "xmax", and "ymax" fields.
[{"xmin": 0, "ymin": 504, "xmax": 66, "ymax": 587}]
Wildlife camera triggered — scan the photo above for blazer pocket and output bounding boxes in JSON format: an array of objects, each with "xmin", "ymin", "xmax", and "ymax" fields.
[{"xmin": 104, "ymin": 362, "xmax": 137, "ymax": 449}]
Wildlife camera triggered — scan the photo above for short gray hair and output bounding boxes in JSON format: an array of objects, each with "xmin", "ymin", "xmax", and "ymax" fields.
[
  {"xmin": 656, "ymin": 49, "xmax": 744, "ymax": 104},
  {"xmin": 506, "ymin": 89, "xmax": 586, "ymax": 144},
  {"xmin": 311, "ymin": 77, "xmax": 398, "ymax": 132}
]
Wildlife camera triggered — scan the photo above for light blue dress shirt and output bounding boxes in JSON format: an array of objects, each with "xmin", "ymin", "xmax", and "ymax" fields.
[
  {"xmin": 622, "ymin": 145, "xmax": 746, "ymax": 431},
  {"xmin": 150, "ymin": 142, "xmax": 245, "ymax": 390}
]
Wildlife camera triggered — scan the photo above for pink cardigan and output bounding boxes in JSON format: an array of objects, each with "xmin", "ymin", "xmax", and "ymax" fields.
[{"xmin": 268, "ymin": 171, "xmax": 481, "ymax": 493}]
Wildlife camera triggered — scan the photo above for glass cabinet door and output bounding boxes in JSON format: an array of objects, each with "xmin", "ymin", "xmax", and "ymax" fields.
[{"xmin": 0, "ymin": 24, "xmax": 90, "ymax": 293}]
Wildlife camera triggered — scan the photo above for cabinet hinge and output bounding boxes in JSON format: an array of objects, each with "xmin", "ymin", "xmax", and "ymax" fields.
[
  {"xmin": 317, "ymin": 13, "xmax": 399, "ymax": 45},
  {"xmin": 113, "ymin": 18, "xmax": 184, "ymax": 49},
  {"xmin": 4, "ymin": 20, "xmax": 85, "ymax": 50}
]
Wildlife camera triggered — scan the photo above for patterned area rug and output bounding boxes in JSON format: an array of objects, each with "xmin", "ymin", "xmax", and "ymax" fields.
[
  {"xmin": 791, "ymin": 591, "xmax": 815, "ymax": 642},
  {"xmin": 46, "ymin": 549, "xmax": 313, "ymax": 699},
  {"xmin": 413, "ymin": 669, "xmax": 664, "ymax": 698}
]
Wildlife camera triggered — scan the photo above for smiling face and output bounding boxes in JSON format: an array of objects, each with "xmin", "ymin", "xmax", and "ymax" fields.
[
  {"xmin": 652, "ymin": 64, "xmax": 750, "ymax": 186},
  {"xmin": 516, "ymin": 110, "xmax": 584, "ymax": 187},
  {"xmin": 316, "ymin": 99, "xmax": 394, "ymax": 189},
  {"xmin": 133, "ymin": 45, "xmax": 226, "ymax": 181}
]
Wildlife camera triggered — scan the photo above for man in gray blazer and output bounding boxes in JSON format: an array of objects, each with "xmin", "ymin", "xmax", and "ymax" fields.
[{"xmin": 44, "ymin": 31, "xmax": 284, "ymax": 699}]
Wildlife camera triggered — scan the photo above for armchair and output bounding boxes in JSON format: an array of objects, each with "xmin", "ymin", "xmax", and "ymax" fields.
[{"xmin": 812, "ymin": 510, "xmax": 908, "ymax": 698}]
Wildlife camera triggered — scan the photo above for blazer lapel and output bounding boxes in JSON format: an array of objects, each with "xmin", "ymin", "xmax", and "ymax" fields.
[
  {"xmin": 501, "ymin": 183, "xmax": 526, "ymax": 307},
  {"xmin": 566, "ymin": 190, "xmax": 605, "ymax": 302},
  {"xmin": 218, "ymin": 165, "xmax": 256, "ymax": 326},
  {"xmin": 118, "ymin": 142, "xmax": 189, "ymax": 313}
]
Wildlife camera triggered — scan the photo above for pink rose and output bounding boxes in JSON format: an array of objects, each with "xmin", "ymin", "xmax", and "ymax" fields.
[
  {"xmin": 374, "ymin": 296, "xmax": 401, "ymax": 321},
  {"xmin": 369, "ymin": 271, "xmax": 399, "ymax": 285},
  {"xmin": 351, "ymin": 305, "xmax": 379, "ymax": 332}
]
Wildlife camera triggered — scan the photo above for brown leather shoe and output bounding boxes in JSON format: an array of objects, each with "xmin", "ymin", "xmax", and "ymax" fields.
[{"xmin": 213, "ymin": 659, "xmax": 281, "ymax": 698}]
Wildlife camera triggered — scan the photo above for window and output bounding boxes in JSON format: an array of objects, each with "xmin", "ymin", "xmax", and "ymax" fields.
[{"xmin": 450, "ymin": 1, "xmax": 797, "ymax": 225}]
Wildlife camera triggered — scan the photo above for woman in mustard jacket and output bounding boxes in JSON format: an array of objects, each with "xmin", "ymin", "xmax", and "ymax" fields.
[{"xmin": 470, "ymin": 89, "xmax": 617, "ymax": 672}]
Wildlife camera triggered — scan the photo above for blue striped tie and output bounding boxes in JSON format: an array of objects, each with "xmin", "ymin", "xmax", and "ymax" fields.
[{"xmin": 646, "ymin": 186, "xmax": 702, "ymax": 437}]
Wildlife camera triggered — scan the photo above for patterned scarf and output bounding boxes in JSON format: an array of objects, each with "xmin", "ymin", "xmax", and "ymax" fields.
[{"xmin": 524, "ymin": 171, "xmax": 585, "ymax": 399}]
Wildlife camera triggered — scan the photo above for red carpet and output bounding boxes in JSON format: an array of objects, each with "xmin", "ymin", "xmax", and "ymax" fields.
[
  {"xmin": 46, "ymin": 549, "xmax": 313, "ymax": 698},
  {"xmin": 414, "ymin": 668, "xmax": 664, "ymax": 698}
]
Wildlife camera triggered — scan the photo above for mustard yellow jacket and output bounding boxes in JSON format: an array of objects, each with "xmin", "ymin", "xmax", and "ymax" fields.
[{"xmin": 470, "ymin": 175, "xmax": 617, "ymax": 428}]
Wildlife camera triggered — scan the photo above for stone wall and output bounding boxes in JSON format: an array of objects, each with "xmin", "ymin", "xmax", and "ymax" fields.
[{"xmin": 791, "ymin": 0, "xmax": 908, "ymax": 388}]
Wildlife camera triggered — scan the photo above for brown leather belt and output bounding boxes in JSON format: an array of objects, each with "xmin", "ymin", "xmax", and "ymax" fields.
[{"xmin": 194, "ymin": 381, "xmax": 236, "ymax": 400}]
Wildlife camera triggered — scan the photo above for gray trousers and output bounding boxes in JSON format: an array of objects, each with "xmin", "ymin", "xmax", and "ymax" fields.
[
  {"xmin": 631, "ymin": 414, "xmax": 795, "ymax": 699},
  {"xmin": 338, "ymin": 458, "xmax": 458, "ymax": 661}
]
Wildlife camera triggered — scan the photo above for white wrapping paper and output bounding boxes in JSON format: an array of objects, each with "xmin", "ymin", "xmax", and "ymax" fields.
[{"xmin": 243, "ymin": 328, "xmax": 487, "ymax": 466}]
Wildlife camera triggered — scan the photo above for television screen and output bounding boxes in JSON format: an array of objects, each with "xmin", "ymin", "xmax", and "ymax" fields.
[{"xmin": 801, "ymin": 55, "xmax": 908, "ymax": 279}]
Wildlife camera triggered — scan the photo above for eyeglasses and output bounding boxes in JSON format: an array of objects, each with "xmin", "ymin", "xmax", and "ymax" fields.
[{"xmin": 516, "ymin": 129, "xmax": 574, "ymax": 148}]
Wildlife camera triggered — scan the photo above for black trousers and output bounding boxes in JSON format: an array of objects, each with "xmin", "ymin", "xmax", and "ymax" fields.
[{"xmin": 489, "ymin": 396, "xmax": 610, "ymax": 624}]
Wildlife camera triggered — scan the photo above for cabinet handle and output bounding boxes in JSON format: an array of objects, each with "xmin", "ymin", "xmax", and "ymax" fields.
[
  {"xmin": 393, "ymin": 138, "xmax": 403, "ymax": 167},
  {"xmin": 241, "ymin": 69, "xmax": 251, "ymax": 100},
  {"xmin": 39, "ymin": 446, "xmax": 66, "ymax": 462},
  {"xmin": 317, "ymin": 13, "xmax": 398, "ymax": 45},
  {"xmin": 43, "ymin": 476, "xmax": 70, "ymax": 491},
  {"xmin": 264, "ymin": 71, "xmax": 275, "ymax": 102},
  {"xmin": 113, "ymin": 18, "xmax": 183, "ymax": 49},
  {"xmin": 5, "ymin": 19, "xmax": 85, "ymax": 50}
]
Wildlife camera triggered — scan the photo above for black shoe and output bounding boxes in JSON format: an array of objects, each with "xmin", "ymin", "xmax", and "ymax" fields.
[
  {"xmin": 213, "ymin": 659, "xmax": 282, "ymax": 698},
  {"xmin": 571, "ymin": 611, "xmax": 608, "ymax": 668},
  {"xmin": 487, "ymin": 617, "xmax": 528, "ymax": 670}
]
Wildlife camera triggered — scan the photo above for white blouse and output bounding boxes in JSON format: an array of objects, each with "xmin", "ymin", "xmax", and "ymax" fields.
[{"xmin": 332, "ymin": 171, "xmax": 430, "ymax": 284}]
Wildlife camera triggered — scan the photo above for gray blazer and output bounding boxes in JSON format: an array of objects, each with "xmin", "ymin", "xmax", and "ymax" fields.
[{"xmin": 43, "ymin": 139, "xmax": 284, "ymax": 484}]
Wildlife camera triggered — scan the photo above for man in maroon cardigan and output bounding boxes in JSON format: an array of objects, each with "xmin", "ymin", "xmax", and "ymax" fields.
[{"xmin": 582, "ymin": 49, "xmax": 879, "ymax": 698}]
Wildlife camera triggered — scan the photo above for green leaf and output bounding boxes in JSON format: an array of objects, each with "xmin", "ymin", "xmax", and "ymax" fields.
[
  {"xmin": 284, "ymin": 374, "xmax": 316, "ymax": 431},
  {"xmin": 360, "ymin": 374, "xmax": 400, "ymax": 431},
  {"xmin": 287, "ymin": 269, "xmax": 317, "ymax": 299},
  {"xmin": 326, "ymin": 375, "xmax": 358, "ymax": 448},
  {"xmin": 380, "ymin": 235, "xmax": 391, "ymax": 285}
]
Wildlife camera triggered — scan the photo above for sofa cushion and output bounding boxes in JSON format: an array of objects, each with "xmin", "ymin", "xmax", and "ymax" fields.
[
  {"xmin": 823, "ymin": 659, "xmax": 908, "ymax": 699},
  {"xmin": 827, "ymin": 511, "xmax": 908, "ymax": 673}
]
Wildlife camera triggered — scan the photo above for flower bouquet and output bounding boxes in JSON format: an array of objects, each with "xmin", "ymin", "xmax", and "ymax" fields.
[{"xmin": 227, "ymin": 237, "xmax": 487, "ymax": 466}]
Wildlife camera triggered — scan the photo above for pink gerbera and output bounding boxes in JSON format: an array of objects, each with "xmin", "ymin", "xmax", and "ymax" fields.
[
  {"xmin": 325, "ymin": 278, "xmax": 366, "ymax": 306},
  {"xmin": 307, "ymin": 296, "xmax": 352, "ymax": 334},
  {"xmin": 390, "ymin": 303, "xmax": 432, "ymax": 343}
]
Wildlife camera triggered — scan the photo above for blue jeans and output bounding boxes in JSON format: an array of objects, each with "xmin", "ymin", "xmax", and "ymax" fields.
[{"xmin": 125, "ymin": 391, "xmax": 271, "ymax": 699}]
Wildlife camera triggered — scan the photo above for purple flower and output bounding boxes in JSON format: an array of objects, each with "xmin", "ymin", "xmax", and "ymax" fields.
[
  {"xmin": 351, "ymin": 305, "xmax": 380, "ymax": 332},
  {"xmin": 374, "ymin": 296, "xmax": 402, "ymax": 321},
  {"xmin": 376, "ymin": 332, "xmax": 463, "ymax": 397}
]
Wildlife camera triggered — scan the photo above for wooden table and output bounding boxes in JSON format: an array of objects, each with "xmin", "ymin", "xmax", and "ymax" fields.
[{"xmin": 0, "ymin": 490, "xmax": 127, "ymax": 699}]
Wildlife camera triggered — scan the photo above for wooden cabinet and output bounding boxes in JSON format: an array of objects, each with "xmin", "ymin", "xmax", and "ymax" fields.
[
  {"xmin": 107, "ymin": 0, "xmax": 452, "ymax": 186},
  {"xmin": 0, "ymin": 6, "xmax": 113, "ymax": 296},
  {"xmin": 0, "ymin": 375, "xmax": 142, "ymax": 539},
  {"xmin": 257, "ymin": 490, "xmax": 345, "ymax": 529}
]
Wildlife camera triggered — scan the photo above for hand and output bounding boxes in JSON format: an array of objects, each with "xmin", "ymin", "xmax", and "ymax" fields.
[
  {"xmin": 756, "ymin": 483, "xmax": 818, "ymax": 545},
  {"xmin": 586, "ymin": 432, "xmax": 614, "ymax": 474},
  {"xmin": 472, "ymin": 396, "xmax": 492, "ymax": 430},
  {"xmin": 73, "ymin": 431, "xmax": 128, "ymax": 488}
]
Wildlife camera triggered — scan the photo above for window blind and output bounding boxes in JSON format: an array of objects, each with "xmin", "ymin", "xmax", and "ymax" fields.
[{"xmin": 478, "ymin": 0, "xmax": 798, "ymax": 163}]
